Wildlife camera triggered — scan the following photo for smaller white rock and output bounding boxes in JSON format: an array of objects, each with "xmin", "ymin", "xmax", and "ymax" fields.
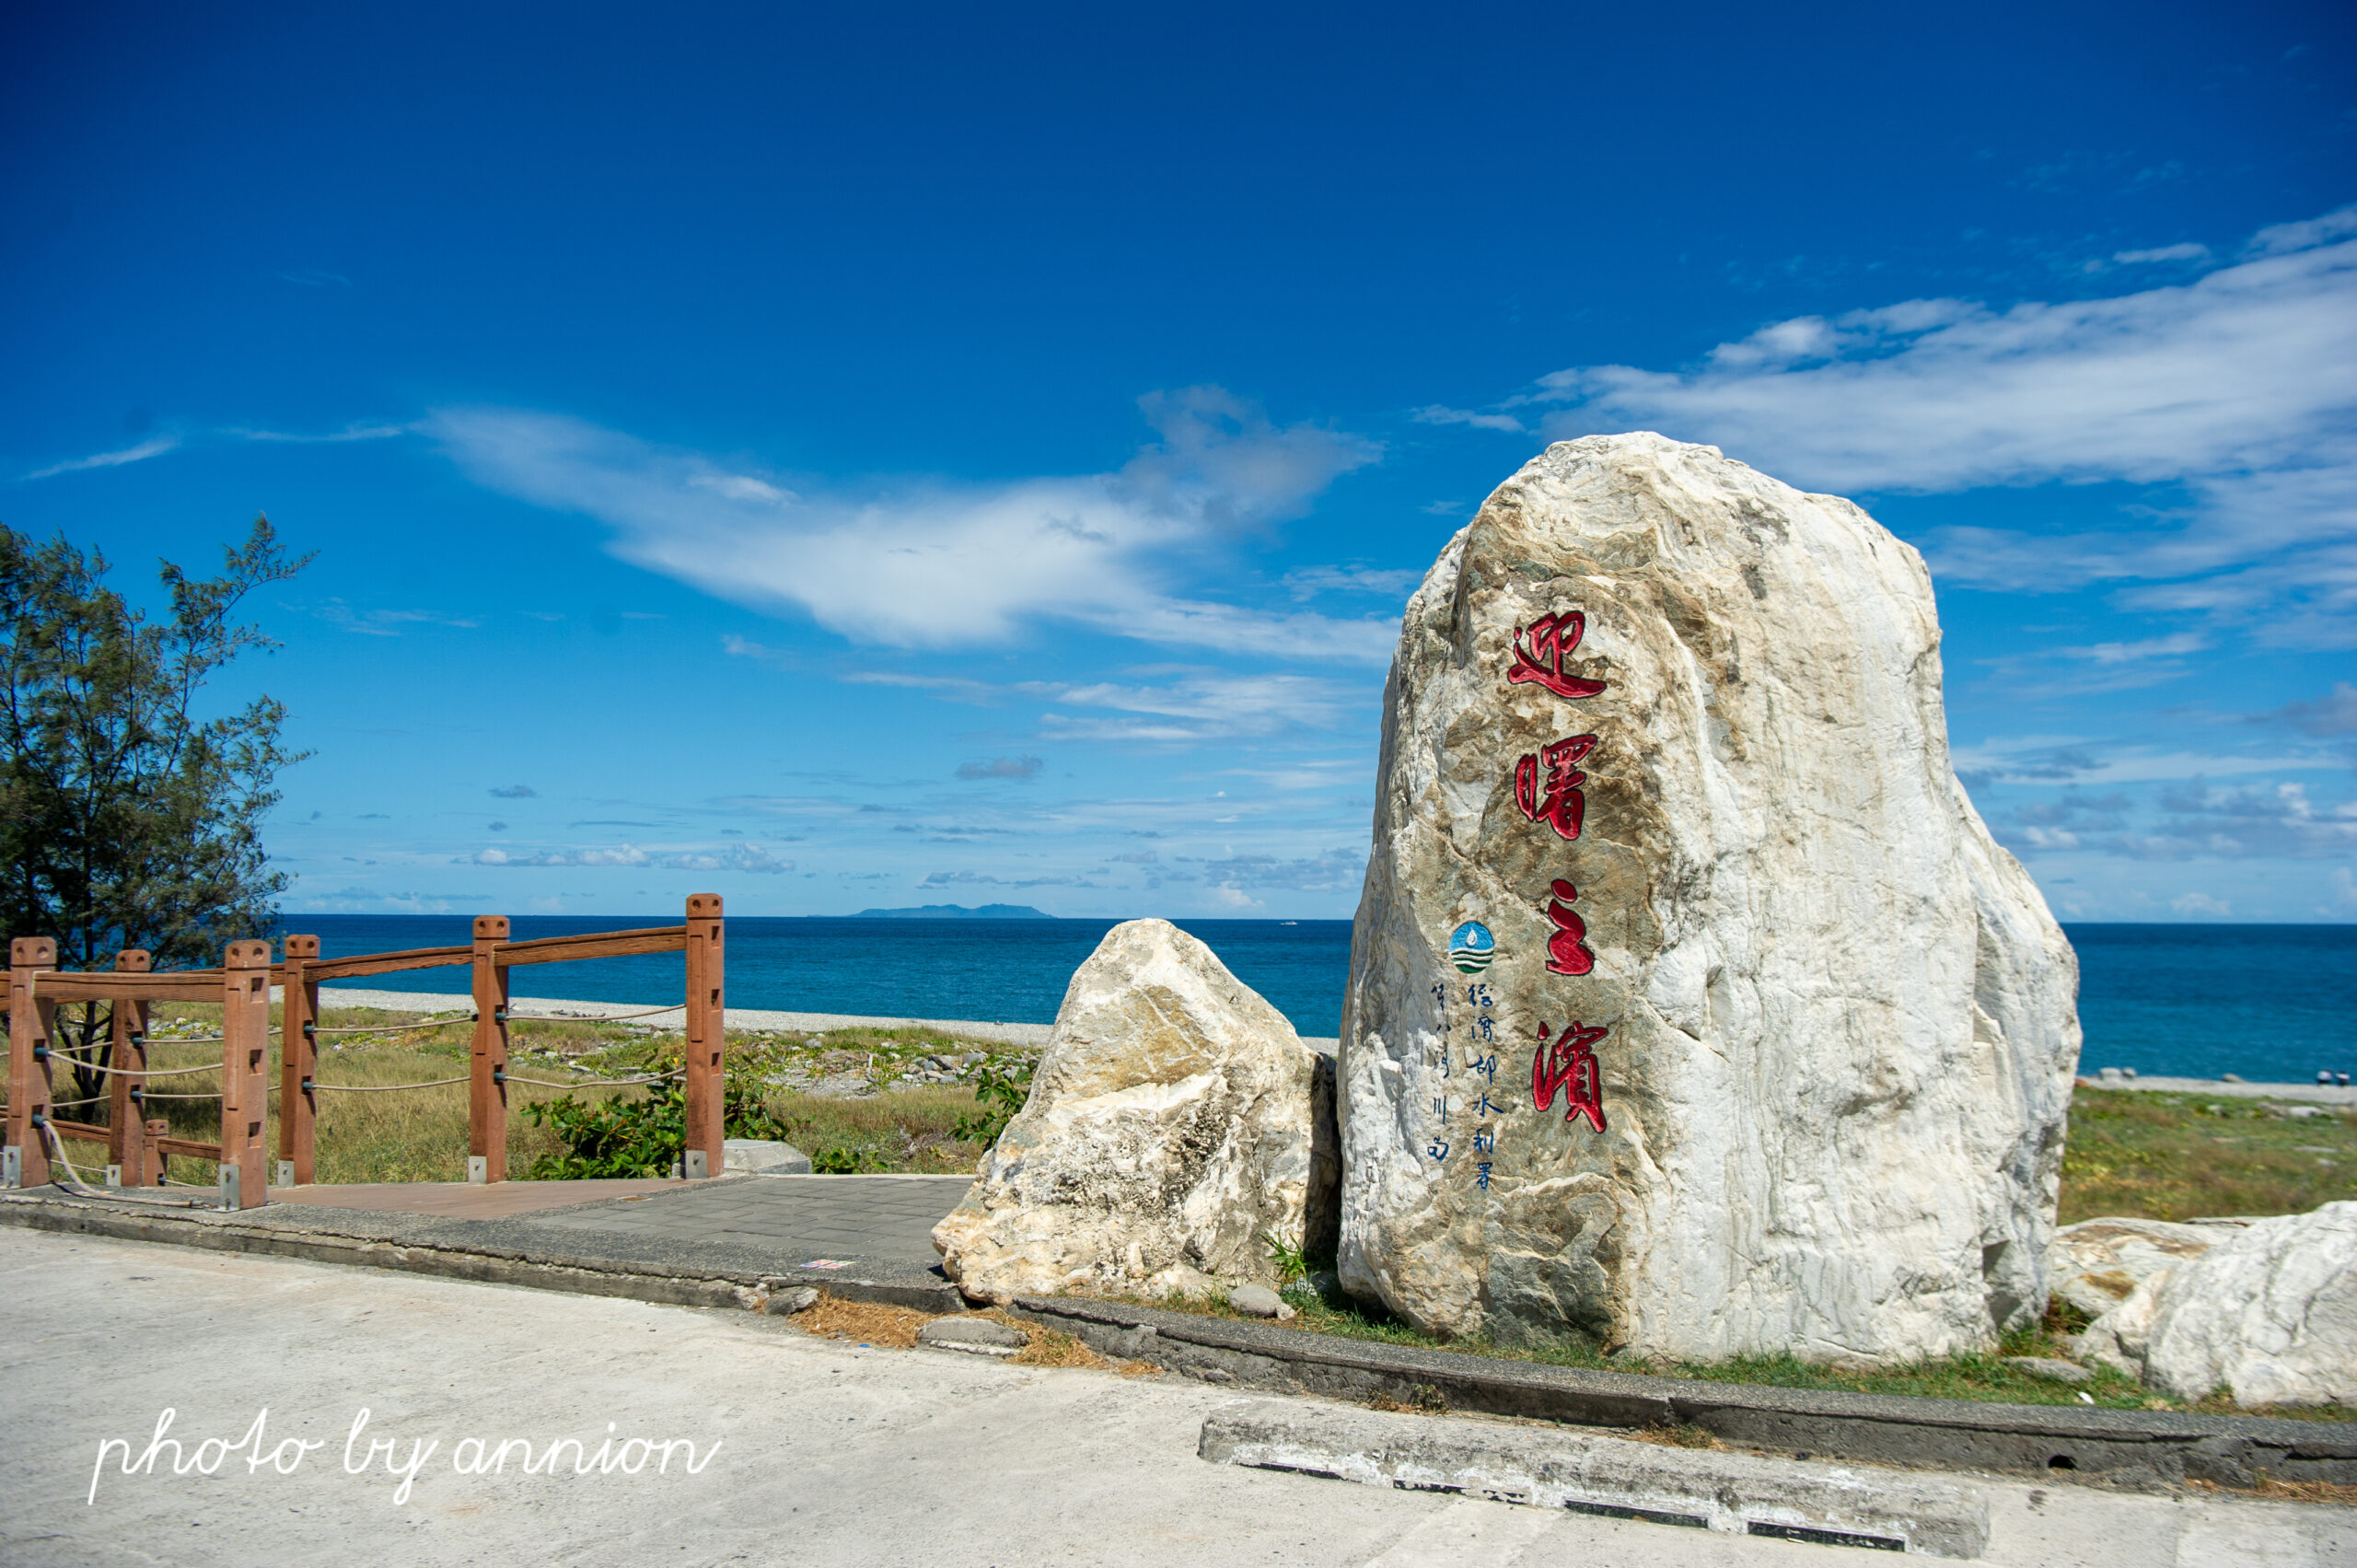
[
  {"xmin": 2049, "ymin": 1216, "xmax": 2224, "ymax": 1323},
  {"xmin": 2083, "ymin": 1202, "xmax": 2357, "ymax": 1407},
  {"xmin": 2002, "ymin": 1356, "xmax": 2092, "ymax": 1385},
  {"xmin": 1228, "ymin": 1283, "xmax": 1296, "ymax": 1320},
  {"xmin": 931, "ymin": 920, "xmax": 1315, "ymax": 1305},
  {"xmin": 917, "ymin": 1317, "xmax": 1028, "ymax": 1356},
  {"xmin": 726, "ymin": 1138, "xmax": 813, "ymax": 1175}
]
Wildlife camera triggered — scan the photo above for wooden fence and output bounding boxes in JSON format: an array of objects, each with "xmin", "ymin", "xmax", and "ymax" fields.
[{"xmin": 3, "ymin": 894, "xmax": 725, "ymax": 1210}]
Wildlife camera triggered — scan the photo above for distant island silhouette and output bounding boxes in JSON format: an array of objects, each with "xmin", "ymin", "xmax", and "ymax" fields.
[{"xmin": 850, "ymin": 903, "xmax": 1056, "ymax": 919}]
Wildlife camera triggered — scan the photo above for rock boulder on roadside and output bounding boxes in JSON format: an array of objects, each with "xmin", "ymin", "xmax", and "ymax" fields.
[
  {"xmin": 2083, "ymin": 1202, "xmax": 2357, "ymax": 1407},
  {"xmin": 2048, "ymin": 1215, "xmax": 2227, "ymax": 1325},
  {"xmin": 1339, "ymin": 432, "xmax": 2082, "ymax": 1362},
  {"xmin": 932, "ymin": 919, "xmax": 1316, "ymax": 1304}
]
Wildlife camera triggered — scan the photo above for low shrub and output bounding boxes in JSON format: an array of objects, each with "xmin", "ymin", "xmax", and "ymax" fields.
[{"xmin": 524, "ymin": 1078, "xmax": 795, "ymax": 1179}]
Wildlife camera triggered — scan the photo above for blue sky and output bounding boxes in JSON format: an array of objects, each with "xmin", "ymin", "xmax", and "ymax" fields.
[{"xmin": 5, "ymin": 2, "xmax": 2353, "ymax": 923}]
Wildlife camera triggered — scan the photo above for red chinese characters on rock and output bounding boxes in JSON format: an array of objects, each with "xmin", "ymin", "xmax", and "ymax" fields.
[
  {"xmin": 1508, "ymin": 611, "xmax": 1608, "ymax": 701},
  {"xmin": 1504, "ymin": 603, "xmax": 1614, "ymax": 1144},
  {"xmin": 1515, "ymin": 734, "xmax": 1596, "ymax": 841},
  {"xmin": 1532, "ymin": 1021, "xmax": 1608, "ymax": 1132},
  {"xmin": 1543, "ymin": 879, "xmax": 1594, "ymax": 976}
]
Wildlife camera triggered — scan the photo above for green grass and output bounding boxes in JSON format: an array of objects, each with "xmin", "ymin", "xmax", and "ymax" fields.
[{"xmin": 2060, "ymin": 1088, "xmax": 2357, "ymax": 1223}]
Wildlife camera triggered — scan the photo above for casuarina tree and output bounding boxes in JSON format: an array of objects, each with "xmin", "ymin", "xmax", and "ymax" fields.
[{"xmin": 0, "ymin": 516, "xmax": 312, "ymax": 1114}]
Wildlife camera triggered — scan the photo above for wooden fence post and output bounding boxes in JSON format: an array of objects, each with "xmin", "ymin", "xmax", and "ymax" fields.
[
  {"xmin": 109, "ymin": 950, "xmax": 152, "ymax": 1186},
  {"xmin": 6, "ymin": 937, "xmax": 57, "ymax": 1188},
  {"xmin": 682, "ymin": 893, "xmax": 725, "ymax": 1179},
  {"xmin": 219, "ymin": 940, "xmax": 272, "ymax": 1210},
  {"xmin": 278, "ymin": 935, "xmax": 320, "ymax": 1187},
  {"xmin": 470, "ymin": 916, "xmax": 511, "ymax": 1183}
]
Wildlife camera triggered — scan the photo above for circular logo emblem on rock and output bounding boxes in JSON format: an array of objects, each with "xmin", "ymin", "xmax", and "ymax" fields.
[{"xmin": 1448, "ymin": 921, "xmax": 1495, "ymax": 974}]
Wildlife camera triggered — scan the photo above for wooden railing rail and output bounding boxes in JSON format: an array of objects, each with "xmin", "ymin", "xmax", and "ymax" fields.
[{"xmin": 4, "ymin": 894, "xmax": 725, "ymax": 1209}]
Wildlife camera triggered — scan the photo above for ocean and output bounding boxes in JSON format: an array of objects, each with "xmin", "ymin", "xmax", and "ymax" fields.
[{"xmin": 275, "ymin": 916, "xmax": 2355, "ymax": 1085}]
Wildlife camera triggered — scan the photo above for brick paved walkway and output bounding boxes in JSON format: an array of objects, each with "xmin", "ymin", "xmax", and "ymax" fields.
[
  {"xmin": 521, "ymin": 1174, "xmax": 971, "ymax": 1270},
  {"xmin": 273, "ymin": 1178, "xmax": 685, "ymax": 1219}
]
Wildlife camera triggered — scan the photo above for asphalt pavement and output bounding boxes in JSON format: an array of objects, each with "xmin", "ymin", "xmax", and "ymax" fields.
[{"xmin": 3, "ymin": 1228, "xmax": 2350, "ymax": 1567}]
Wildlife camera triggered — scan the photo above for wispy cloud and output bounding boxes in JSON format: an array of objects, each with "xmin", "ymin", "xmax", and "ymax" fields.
[
  {"xmin": 2059, "ymin": 631, "xmax": 2210, "ymax": 666},
  {"xmin": 842, "ymin": 664, "xmax": 1368, "ymax": 743},
  {"xmin": 2096, "ymin": 783, "xmax": 2357, "ymax": 861},
  {"xmin": 224, "ymin": 422, "xmax": 409, "ymax": 444},
  {"xmin": 277, "ymin": 269, "xmax": 352, "ymax": 287},
  {"xmin": 316, "ymin": 600, "xmax": 481, "ymax": 636},
  {"xmin": 2254, "ymin": 682, "xmax": 2357, "ymax": 738},
  {"xmin": 23, "ymin": 435, "xmax": 181, "ymax": 481},
  {"xmin": 921, "ymin": 869, "xmax": 1098, "ymax": 889},
  {"xmin": 955, "ymin": 755, "xmax": 1043, "ymax": 781},
  {"xmin": 1951, "ymin": 736, "xmax": 2345, "ymax": 788},
  {"xmin": 467, "ymin": 841, "xmax": 792, "ymax": 873},
  {"xmin": 1411, "ymin": 404, "xmax": 1526, "ymax": 433},
  {"xmin": 1181, "ymin": 845, "xmax": 1364, "ymax": 892},
  {"xmin": 1281, "ymin": 564, "xmax": 1422, "ymax": 602},
  {"xmin": 1482, "ymin": 205, "xmax": 2357, "ymax": 641},
  {"xmin": 427, "ymin": 388, "xmax": 1391, "ymax": 663},
  {"xmin": 23, "ymin": 420, "xmax": 408, "ymax": 482},
  {"xmin": 2111, "ymin": 242, "xmax": 2211, "ymax": 266}
]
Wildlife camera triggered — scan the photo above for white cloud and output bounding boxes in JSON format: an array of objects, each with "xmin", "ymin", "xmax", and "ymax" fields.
[
  {"xmin": 842, "ymin": 664, "xmax": 1368, "ymax": 742},
  {"xmin": 315, "ymin": 599, "xmax": 481, "ymax": 636},
  {"xmin": 2060, "ymin": 631, "xmax": 2209, "ymax": 666},
  {"xmin": 1281, "ymin": 564, "xmax": 1422, "ymax": 602},
  {"xmin": 224, "ymin": 422, "xmax": 410, "ymax": 444},
  {"xmin": 427, "ymin": 388, "xmax": 1389, "ymax": 663},
  {"xmin": 1411, "ymin": 404, "xmax": 1526, "ymax": 433},
  {"xmin": 1510, "ymin": 205, "xmax": 2357, "ymax": 627},
  {"xmin": 1950, "ymin": 736, "xmax": 2344, "ymax": 787},
  {"xmin": 2112, "ymin": 242, "xmax": 2211, "ymax": 265},
  {"xmin": 23, "ymin": 436, "xmax": 181, "ymax": 480},
  {"xmin": 469, "ymin": 842, "xmax": 791, "ymax": 873},
  {"xmin": 2247, "ymin": 207, "xmax": 2357, "ymax": 257}
]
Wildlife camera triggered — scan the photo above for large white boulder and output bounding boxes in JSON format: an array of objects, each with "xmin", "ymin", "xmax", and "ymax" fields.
[
  {"xmin": 932, "ymin": 919, "xmax": 1316, "ymax": 1303},
  {"xmin": 2083, "ymin": 1202, "xmax": 2357, "ymax": 1407},
  {"xmin": 1339, "ymin": 433, "xmax": 2082, "ymax": 1361}
]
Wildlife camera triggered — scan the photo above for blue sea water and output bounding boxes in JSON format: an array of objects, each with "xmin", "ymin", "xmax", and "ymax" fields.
[
  {"xmin": 275, "ymin": 916, "xmax": 2355, "ymax": 1084},
  {"xmin": 283, "ymin": 916, "xmax": 1358, "ymax": 1039}
]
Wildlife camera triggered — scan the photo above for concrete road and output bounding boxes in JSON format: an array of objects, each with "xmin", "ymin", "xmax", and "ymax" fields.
[{"xmin": 2, "ymin": 1228, "xmax": 2348, "ymax": 1568}]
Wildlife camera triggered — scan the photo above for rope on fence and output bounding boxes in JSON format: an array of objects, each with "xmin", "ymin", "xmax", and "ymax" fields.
[
  {"xmin": 499, "ymin": 1070, "xmax": 681, "ymax": 1089},
  {"xmin": 307, "ymin": 1074, "xmax": 471, "ymax": 1093},
  {"xmin": 512, "ymin": 1005, "xmax": 686, "ymax": 1025},
  {"xmin": 33, "ymin": 1121, "xmax": 216, "ymax": 1210},
  {"xmin": 306, "ymin": 1015, "xmax": 474, "ymax": 1038},
  {"xmin": 122, "ymin": 1088, "xmax": 224, "ymax": 1100},
  {"xmin": 61, "ymin": 1057, "xmax": 221, "ymax": 1078}
]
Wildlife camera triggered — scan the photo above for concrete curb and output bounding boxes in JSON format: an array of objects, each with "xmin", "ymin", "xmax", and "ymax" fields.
[
  {"xmin": 1007, "ymin": 1295, "xmax": 2357, "ymax": 1489},
  {"xmin": 0, "ymin": 1191, "xmax": 964, "ymax": 1313},
  {"xmin": 1201, "ymin": 1398, "xmax": 1991, "ymax": 1558}
]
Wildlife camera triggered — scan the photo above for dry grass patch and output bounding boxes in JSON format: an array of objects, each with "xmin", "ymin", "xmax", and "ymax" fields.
[
  {"xmin": 1005, "ymin": 1323, "xmax": 1109, "ymax": 1369},
  {"xmin": 1365, "ymin": 1384, "xmax": 1449, "ymax": 1414},
  {"xmin": 1631, "ymin": 1422, "xmax": 1719, "ymax": 1449},
  {"xmin": 2186, "ymin": 1477, "xmax": 2357, "ymax": 1509},
  {"xmin": 961, "ymin": 1309, "xmax": 1153, "ymax": 1375},
  {"xmin": 795, "ymin": 1295, "xmax": 936, "ymax": 1349}
]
